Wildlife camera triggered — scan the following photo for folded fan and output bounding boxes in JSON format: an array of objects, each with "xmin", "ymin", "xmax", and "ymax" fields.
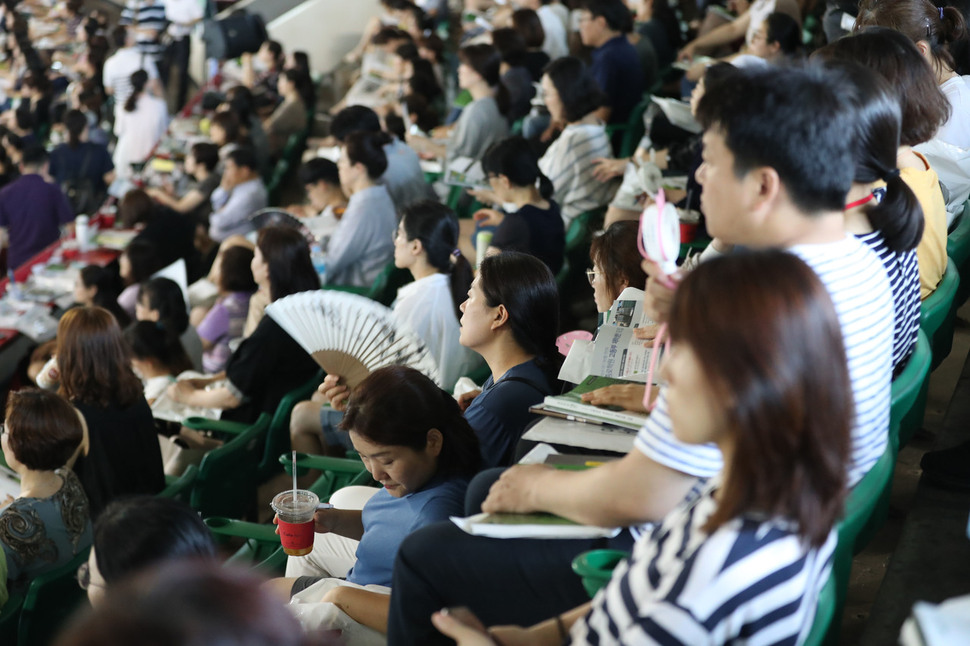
[
  {"xmin": 248, "ymin": 208, "xmax": 314, "ymax": 242},
  {"xmin": 265, "ymin": 291, "xmax": 439, "ymax": 388}
]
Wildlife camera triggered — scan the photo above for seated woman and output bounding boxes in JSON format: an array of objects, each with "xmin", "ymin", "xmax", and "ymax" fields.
[
  {"xmin": 289, "ymin": 201, "xmax": 482, "ymax": 463},
  {"xmin": 73, "ymin": 265, "xmax": 130, "ymax": 326},
  {"xmin": 78, "ymin": 496, "xmax": 217, "ymax": 607},
  {"xmin": 323, "ymin": 252, "xmax": 560, "ymax": 468},
  {"xmin": 112, "ymin": 70, "xmax": 167, "ymax": 179},
  {"xmin": 136, "ymin": 278, "xmax": 204, "ymax": 373},
  {"xmin": 406, "ymin": 44, "xmax": 510, "ymax": 167},
  {"xmin": 122, "ymin": 188, "xmax": 200, "ymax": 282},
  {"xmin": 1, "ymin": 389, "xmax": 92, "ymax": 596},
  {"xmin": 433, "ymin": 250, "xmax": 850, "ymax": 646},
  {"xmin": 324, "ymin": 131, "xmax": 396, "ymax": 288},
  {"xmin": 166, "ymin": 227, "xmax": 320, "ymax": 424},
  {"xmin": 57, "ymin": 307, "xmax": 165, "ymax": 517},
  {"xmin": 124, "ymin": 321, "xmax": 194, "ymax": 405},
  {"xmin": 269, "ymin": 365, "xmax": 481, "ymax": 639},
  {"xmin": 48, "ymin": 109, "xmax": 115, "ymax": 213},
  {"xmin": 195, "ymin": 245, "xmax": 257, "ymax": 374},
  {"xmin": 117, "ymin": 239, "xmax": 163, "ymax": 318},
  {"xmin": 470, "ymin": 136, "xmax": 565, "ymax": 275},
  {"xmin": 264, "ymin": 69, "xmax": 311, "ymax": 159},
  {"xmin": 818, "ymin": 28, "xmax": 949, "ymax": 299},
  {"xmin": 538, "ymin": 57, "xmax": 615, "ymax": 228}
]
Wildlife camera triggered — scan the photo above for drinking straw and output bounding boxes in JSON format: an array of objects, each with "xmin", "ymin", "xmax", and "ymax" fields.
[{"xmin": 292, "ymin": 450, "xmax": 298, "ymax": 503}]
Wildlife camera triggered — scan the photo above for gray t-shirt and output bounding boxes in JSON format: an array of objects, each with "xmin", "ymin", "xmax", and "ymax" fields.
[{"xmin": 446, "ymin": 96, "xmax": 509, "ymax": 166}]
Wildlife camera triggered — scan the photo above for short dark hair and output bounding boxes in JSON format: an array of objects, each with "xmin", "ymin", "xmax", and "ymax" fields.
[
  {"xmin": 696, "ymin": 64, "xmax": 856, "ymax": 214},
  {"xmin": 226, "ymin": 146, "xmax": 258, "ymax": 173},
  {"xmin": 256, "ymin": 226, "xmax": 319, "ymax": 301},
  {"xmin": 764, "ymin": 12, "xmax": 802, "ymax": 57},
  {"xmin": 298, "ymin": 157, "xmax": 340, "ymax": 188},
  {"xmin": 92, "ymin": 497, "xmax": 217, "ymax": 585},
  {"xmin": 543, "ymin": 57, "xmax": 606, "ymax": 123},
  {"xmin": 491, "ymin": 28, "xmax": 527, "ymax": 67},
  {"xmin": 5, "ymin": 389, "xmax": 83, "ymax": 471},
  {"xmin": 581, "ymin": 0, "xmax": 633, "ymax": 33},
  {"xmin": 590, "ymin": 221, "xmax": 648, "ymax": 302},
  {"xmin": 340, "ymin": 366, "xmax": 482, "ymax": 479},
  {"xmin": 124, "ymin": 320, "xmax": 193, "ymax": 376},
  {"xmin": 122, "ymin": 238, "xmax": 161, "ymax": 284},
  {"xmin": 218, "ymin": 245, "xmax": 257, "ymax": 293},
  {"xmin": 190, "ymin": 142, "xmax": 220, "ymax": 172},
  {"xmin": 669, "ymin": 250, "xmax": 851, "ymax": 547},
  {"xmin": 481, "ymin": 136, "xmax": 553, "ymax": 200},
  {"xmin": 344, "ymin": 131, "xmax": 388, "ymax": 179},
  {"xmin": 814, "ymin": 27, "xmax": 949, "ymax": 147},
  {"xmin": 210, "ymin": 110, "xmax": 241, "ymax": 144},
  {"xmin": 330, "ymin": 105, "xmax": 382, "ymax": 143},
  {"xmin": 21, "ymin": 144, "xmax": 47, "ymax": 168},
  {"xmin": 138, "ymin": 277, "xmax": 189, "ymax": 335},
  {"xmin": 511, "ymin": 9, "xmax": 545, "ymax": 49}
]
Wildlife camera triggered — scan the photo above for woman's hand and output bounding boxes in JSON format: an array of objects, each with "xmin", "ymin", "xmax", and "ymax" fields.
[
  {"xmin": 319, "ymin": 374, "xmax": 352, "ymax": 411},
  {"xmin": 580, "ymin": 384, "xmax": 648, "ymax": 413},
  {"xmin": 591, "ymin": 157, "xmax": 628, "ymax": 182},
  {"xmin": 677, "ymin": 42, "xmax": 697, "ymax": 63},
  {"xmin": 431, "ymin": 608, "xmax": 496, "ymax": 646},
  {"xmin": 473, "ymin": 208, "xmax": 504, "ymax": 227},
  {"xmin": 456, "ymin": 389, "xmax": 481, "ymax": 412},
  {"xmin": 467, "ymin": 188, "xmax": 499, "ymax": 205}
]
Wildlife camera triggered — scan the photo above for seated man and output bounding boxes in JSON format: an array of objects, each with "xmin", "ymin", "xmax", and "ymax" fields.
[
  {"xmin": 579, "ymin": 0, "xmax": 644, "ymax": 126},
  {"xmin": 386, "ymin": 63, "xmax": 895, "ymax": 644},
  {"xmin": 291, "ymin": 158, "xmax": 348, "ymax": 229},
  {"xmin": 0, "ymin": 145, "xmax": 75, "ymax": 271},
  {"xmin": 208, "ymin": 147, "xmax": 267, "ymax": 243}
]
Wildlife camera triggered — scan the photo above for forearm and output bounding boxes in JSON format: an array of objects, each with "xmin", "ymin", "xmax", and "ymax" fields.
[
  {"xmin": 181, "ymin": 385, "xmax": 240, "ymax": 410},
  {"xmin": 325, "ymin": 587, "xmax": 391, "ymax": 633},
  {"xmin": 687, "ymin": 14, "xmax": 748, "ymax": 52},
  {"xmin": 327, "ymin": 509, "xmax": 365, "ymax": 540}
]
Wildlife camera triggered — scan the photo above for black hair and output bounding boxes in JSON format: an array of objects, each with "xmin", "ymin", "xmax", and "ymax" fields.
[
  {"xmin": 856, "ymin": 0, "xmax": 967, "ymax": 74},
  {"xmin": 394, "ymin": 42, "xmax": 420, "ymax": 62},
  {"xmin": 408, "ymin": 58, "xmax": 443, "ymax": 102},
  {"xmin": 478, "ymin": 251, "xmax": 561, "ymax": 372},
  {"xmin": 821, "ymin": 60, "xmax": 923, "ymax": 253},
  {"xmin": 400, "ymin": 201, "xmax": 472, "ymax": 321},
  {"xmin": 256, "ymin": 226, "xmax": 319, "ymax": 301},
  {"xmin": 21, "ymin": 143, "xmax": 47, "ymax": 168},
  {"xmin": 491, "ymin": 27, "xmax": 527, "ymax": 67},
  {"xmin": 512, "ymin": 9, "xmax": 545, "ymax": 49},
  {"xmin": 281, "ymin": 67, "xmax": 315, "ymax": 110},
  {"xmin": 123, "ymin": 240, "xmax": 162, "ymax": 285},
  {"xmin": 92, "ymin": 496, "xmax": 217, "ymax": 585},
  {"xmin": 124, "ymin": 69, "xmax": 148, "ymax": 113},
  {"xmin": 14, "ymin": 107, "xmax": 34, "ymax": 133},
  {"xmin": 402, "ymin": 93, "xmax": 440, "ymax": 133},
  {"xmin": 189, "ymin": 142, "xmax": 220, "ymax": 172},
  {"xmin": 64, "ymin": 109, "xmax": 87, "ymax": 148},
  {"xmin": 344, "ymin": 131, "xmax": 388, "ymax": 179},
  {"xmin": 481, "ymin": 136, "xmax": 554, "ymax": 200},
  {"xmin": 696, "ymin": 64, "xmax": 856, "ymax": 215},
  {"xmin": 226, "ymin": 146, "xmax": 258, "ymax": 173},
  {"xmin": 340, "ymin": 366, "xmax": 482, "ymax": 479},
  {"xmin": 330, "ymin": 105, "xmax": 390, "ymax": 144},
  {"xmin": 458, "ymin": 44, "xmax": 510, "ymax": 117},
  {"xmin": 764, "ymin": 12, "xmax": 802, "ymax": 57},
  {"xmin": 218, "ymin": 245, "xmax": 258, "ymax": 293},
  {"xmin": 951, "ymin": 0, "xmax": 970, "ymax": 75},
  {"xmin": 78, "ymin": 265, "xmax": 130, "ymax": 327},
  {"xmin": 263, "ymin": 39, "xmax": 284, "ymax": 69},
  {"xmin": 298, "ymin": 157, "xmax": 340, "ymax": 188},
  {"xmin": 124, "ymin": 320, "xmax": 193, "ymax": 376},
  {"xmin": 111, "ymin": 24, "xmax": 127, "ymax": 49},
  {"xmin": 224, "ymin": 85, "xmax": 255, "ymax": 122},
  {"xmin": 210, "ymin": 110, "xmax": 242, "ymax": 145},
  {"xmin": 138, "ymin": 277, "xmax": 189, "ymax": 335},
  {"xmin": 581, "ymin": 0, "xmax": 634, "ymax": 34},
  {"xmin": 543, "ymin": 57, "xmax": 606, "ymax": 123}
]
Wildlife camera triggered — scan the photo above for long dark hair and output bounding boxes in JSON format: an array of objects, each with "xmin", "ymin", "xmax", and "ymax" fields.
[
  {"xmin": 478, "ymin": 251, "xmax": 560, "ymax": 371},
  {"xmin": 400, "ymin": 201, "xmax": 471, "ymax": 321},
  {"xmin": 340, "ymin": 366, "xmax": 481, "ymax": 479},
  {"xmin": 458, "ymin": 44, "xmax": 510, "ymax": 117},
  {"xmin": 124, "ymin": 320, "xmax": 193, "ymax": 376},
  {"xmin": 124, "ymin": 69, "xmax": 148, "ymax": 113},
  {"xmin": 282, "ymin": 67, "xmax": 315, "ymax": 111},
  {"xmin": 481, "ymin": 136, "xmax": 553, "ymax": 200},
  {"xmin": 856, "ymin": 0, "xmax": 967, "ymax": 73},
  {"xmin": 669, "ymin": 250, "xmax": 851, "ymax": 547},
  {"xmin": 256, "ymin": 226, "xmax": 319, "ymax": 301}
]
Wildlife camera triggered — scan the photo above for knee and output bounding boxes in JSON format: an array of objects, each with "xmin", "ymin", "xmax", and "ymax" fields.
[{"xmin": 290, "ymin": 400, "xmax": 324, "ymax": 438}]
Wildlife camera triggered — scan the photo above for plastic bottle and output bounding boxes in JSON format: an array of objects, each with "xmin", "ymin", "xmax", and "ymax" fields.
[
  {"xmin": 310, "ymin": 243, "xmax": 327, "ymax": 284},
  {"xmin": 75, "ymin": 215, "xmax": 90, "ymax": 252}
]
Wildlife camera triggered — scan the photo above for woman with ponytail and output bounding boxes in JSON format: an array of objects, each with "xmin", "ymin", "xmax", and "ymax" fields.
[
  {"xmin": 472, "ymin": 136, "xmax": 565, "ymax": 274},
  {"xmin": 856, "ymin": 0, "xmax": 970, "ymax": 148},
  {"xmin": 124, "ymin": 321, "xmax": 194, "ymax": 405},
  {"xmin": 406, "ymin": 44, "xmax": 510, "ymax": 167},
  {"xmin": 113, "ymin": 69, "xmax": 167, "ymax": 178},
  {"xmin": 393, "ymin": 201, "xmax": 483, "ymax": 391}
]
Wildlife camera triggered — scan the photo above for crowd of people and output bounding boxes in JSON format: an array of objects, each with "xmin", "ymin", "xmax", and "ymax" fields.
[{"xmin": 0, "ymin": 0, "xmax": 968, "ymax": 643}]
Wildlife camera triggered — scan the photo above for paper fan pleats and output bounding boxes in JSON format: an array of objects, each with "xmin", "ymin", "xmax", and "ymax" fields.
[{"xmin": 266, "ymin": 291, "xmax": 440, "ymax": 388}]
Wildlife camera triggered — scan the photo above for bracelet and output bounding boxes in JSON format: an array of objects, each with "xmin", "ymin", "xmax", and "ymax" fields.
[{"xmin": 555, "ymin": 614, "xmax": 568, "ymax": 644}]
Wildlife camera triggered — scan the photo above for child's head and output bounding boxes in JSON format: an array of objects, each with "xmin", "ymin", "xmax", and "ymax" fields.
[
  {"xmin": 339, "ymin": 366, "xmax": 481, "ymax": 496},
  {"xmin": 124, "ymin": 320, "xmax": 193, "ymax": 377},
  {"xmin": 136, "ymin": 278, "xmax": 188, "ymax": 336}
]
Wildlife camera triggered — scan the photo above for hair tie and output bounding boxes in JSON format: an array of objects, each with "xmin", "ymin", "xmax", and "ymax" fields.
[
  {"xmin": 885, "ymin": 168, "xmax": 901, "ymax": 181},
  {"xmin": 940, "ymin": 6, "xmax": 945, "ymax": 19},
  {"xmin": 450, "ymin": 248, "xmax": 461, "ymax": 264}
]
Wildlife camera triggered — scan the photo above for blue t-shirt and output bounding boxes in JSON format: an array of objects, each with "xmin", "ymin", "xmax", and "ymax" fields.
[
  {"xmin": 464, "ymin": 359, "xmax": 556, "ymax": 468},
  {"xmin": 347, "ymin": 477, "xmax": 467, "ymax": 587},
  {"xmin": 590, "ymin": 35, "xmax": 644, "ymax": 125},
  {"xmin": 49, "ymin": 142, "xmax": 115, "ymax": 195}
]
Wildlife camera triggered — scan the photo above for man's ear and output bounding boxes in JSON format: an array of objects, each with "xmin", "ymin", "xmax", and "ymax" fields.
[{"xmin": 748, "ymin": 165, "xmax": 782, "ymax": 220}]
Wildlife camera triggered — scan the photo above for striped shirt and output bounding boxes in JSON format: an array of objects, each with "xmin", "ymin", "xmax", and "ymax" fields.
[
  {"xmin": 571, "ymin": 478, "xmax": 837, "ymax": 646},
  {"xmin": 634, "ymin": 237, "xmax": 892, "ymax": 507},
  {"xmin": 856, "ymin": 231, "xmax": 920, "ymax": 375},
  {"xmin": 538, "ymin": 123, "xmax": 615, "ymax": 227},
  {"xmin": 121, "ymin": 0, "xmax": 168, "ymax": 61}
]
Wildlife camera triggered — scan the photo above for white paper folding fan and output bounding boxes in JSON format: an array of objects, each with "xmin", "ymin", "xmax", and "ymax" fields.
[{"xmin": 265, "ymin": 291, "xmax": 440, "ymax": 388}]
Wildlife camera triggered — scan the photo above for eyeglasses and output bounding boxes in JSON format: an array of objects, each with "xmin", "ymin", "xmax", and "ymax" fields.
[{"xmin": 586, "ymin": 269, "xmax": 600, "ymax": 286}]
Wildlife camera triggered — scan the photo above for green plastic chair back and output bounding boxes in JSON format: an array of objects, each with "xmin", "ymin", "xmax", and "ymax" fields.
[
  {"xmin": 256, "ymin": 370, "xmax": 325, "ymax": 483},
  {"xmin": 18, "ymin": 547, "xmax": 91, "ymax": 646},
  {"xmin": 618, "ymin": 96, "xmax": 651, "ymax": 158},
  {"xmin": 158, "ymin": 464, "xmax": 199, "ymax": 503},
  {"xmin": 556, "ymin": 209, "xmax": 601, "ymax": 289},
  {"xmin": 921, "ymin": 257, "xmax": 959, "ymax": 369},
  {"xmin": 802, "ymin": 569, "xmax": 838, "ymax": 646},
  {"xmin": 191, "ymin": 414, "xmax": 272, "ymax": 519},
  {"xmin": 894, "ymin": 331, "xmax": 933, "ymax": 450},
  {"xmin": 280, "ymin": 453, "xmax": 372, "ymax": 501},
  {"xmin": 946, "ymin": 200, "xmax": 970, "ymax": 306},
  {"xmin": 267, "ymin": 159, "xmax": 291, "ymax": 206}
]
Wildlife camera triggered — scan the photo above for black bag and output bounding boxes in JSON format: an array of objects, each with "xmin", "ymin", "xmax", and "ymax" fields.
[
  {"xmin": 61, "ymin": 147, "xmax": 102, "ymax": 216},
  {"xmin": 202, "ymin": 10, "xmax": 267, "ymax": 61}
]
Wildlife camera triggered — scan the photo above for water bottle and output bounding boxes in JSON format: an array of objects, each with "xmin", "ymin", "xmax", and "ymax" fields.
[
  {"xmin": 75, "ymin": 215, "xmax": 90, "ymax": 252},
  {"xmin": 7, "ymin": 270, "xmax": 21, "ymax": 301},
  {"xmin": 310, "ymin": 243, "xmax": 327, "ymax": 285}
]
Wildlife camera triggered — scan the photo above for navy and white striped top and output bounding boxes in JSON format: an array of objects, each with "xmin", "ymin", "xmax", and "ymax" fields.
[
  {"xmin": 855, "ymin": 231, "xmax": 920, "ymax": 376},
  {"xmin": 634, "ymin": 237, "xmax": 893, "ymax": 499},
  {"xmin": 538, "ymin": 123, "xmax": 614, "ymax": 227},
  {"xmin": 571, "ymin": 478, "xmax": 837, "ymax": 646},
  {"xmin": 121, "ymin": 0, "xmax": 168, "ymax": 61}
]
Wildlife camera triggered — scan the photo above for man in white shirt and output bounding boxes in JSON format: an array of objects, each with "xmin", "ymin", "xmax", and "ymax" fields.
[{"xmin": 103, "ymin": 25, "xmax": 162, "ymax": 119}]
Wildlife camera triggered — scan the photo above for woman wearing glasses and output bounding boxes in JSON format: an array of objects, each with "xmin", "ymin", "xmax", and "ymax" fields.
[{"xmin": 1, "ymin": 389, "xmax": 92, "ymax": 597}]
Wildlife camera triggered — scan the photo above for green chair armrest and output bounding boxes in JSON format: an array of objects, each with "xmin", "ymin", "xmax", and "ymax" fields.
[
  {"xmin": 279, "ymin": 452, "xmax": 364, "ymax": 474},
  {"xmin": 204, "ymin": 517, "xmax": 282, "ymax": 544},
  {"xmin": 182, "ymin": 417, "xmax": 250, "ymax": 434},
  {"xmin": 159, "ymin": 464, "xmax": 198, "ymax": 499}
]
